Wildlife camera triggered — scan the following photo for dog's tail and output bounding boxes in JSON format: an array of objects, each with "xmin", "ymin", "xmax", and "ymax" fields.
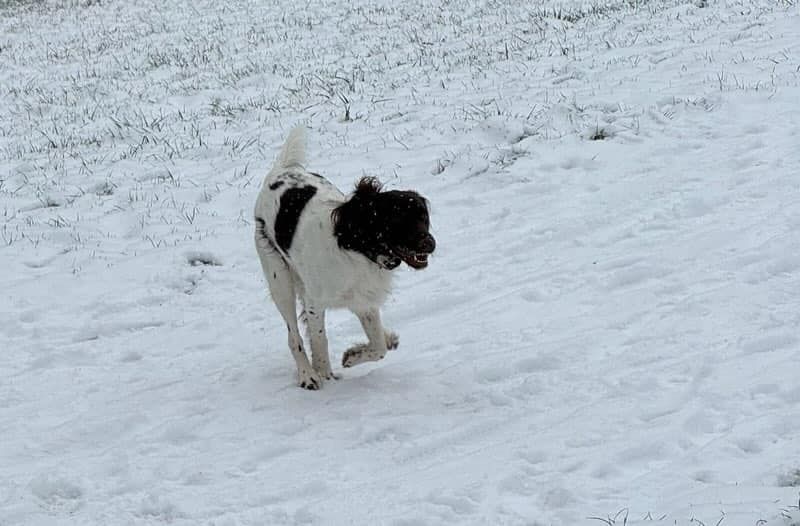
[{"xmin": 276, "ymin": 125, "xmax": 306, "ymax": 169}]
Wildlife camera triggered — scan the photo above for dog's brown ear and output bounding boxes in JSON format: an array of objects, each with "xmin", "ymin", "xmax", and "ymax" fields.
[{"xmin": 354, "ymin": 176, "xmax": 383, "ymax": 196}]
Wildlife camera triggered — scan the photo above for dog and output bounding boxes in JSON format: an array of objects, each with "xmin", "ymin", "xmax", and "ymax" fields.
[{"xmin": 254, "ymin": 127, "xmax": 436, "ymax": 389}]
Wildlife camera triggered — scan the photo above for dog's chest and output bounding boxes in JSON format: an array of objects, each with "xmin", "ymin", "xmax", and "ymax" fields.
[
  {"xmin": 287, "ymin": 207, "xmax": 393, "ymax": 310},
  {"xmin": 297, "ymin": 247, "xmax": 393, "ymax": 309},
  {"xmin": 327, "ymin": 267, "xmax": 392, "ymax": 309}
]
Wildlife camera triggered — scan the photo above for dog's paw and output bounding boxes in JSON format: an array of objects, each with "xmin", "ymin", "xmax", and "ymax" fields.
[
  {"xmin": 342, "ymin": 344, "xmax": 368, "ymax": 368},
  {"xmin": 298, "ymin": 369, "xmax": 324, "ymax": 390},
  {"xmin": 385, "ymin": 331, "xmax": 399, "ymax": 350},
  {"xmin": 342, "ymin": 343, "xmax": 388, "ymax": 368},
  {"xmin": 314, "ymin": 366, "xmax": 340, "ymax": 381}
]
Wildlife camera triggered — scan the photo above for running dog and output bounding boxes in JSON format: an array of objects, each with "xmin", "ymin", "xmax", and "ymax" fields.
[{"xmin": 254, "ymin": 127, "xmax": 436, "ymax": 389}]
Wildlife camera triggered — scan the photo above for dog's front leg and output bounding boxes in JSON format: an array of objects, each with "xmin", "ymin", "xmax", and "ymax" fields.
[
  {"xmin": 342, "ymin": 308, "xmax": 399, "ymax": 368},
  {"xmin": 305, "ymin": 306, "xmax": 337, "ymax": 380}
]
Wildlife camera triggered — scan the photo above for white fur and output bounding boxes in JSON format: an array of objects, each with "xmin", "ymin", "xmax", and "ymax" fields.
[{"xmin": 254, "ymin": 127, "xmax": 398, "ymax": 389}]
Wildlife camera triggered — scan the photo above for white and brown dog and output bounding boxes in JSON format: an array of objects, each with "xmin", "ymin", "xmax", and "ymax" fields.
[{"xmin": 254, "ymin": 127, "xmax": 436, "ymax": 389}]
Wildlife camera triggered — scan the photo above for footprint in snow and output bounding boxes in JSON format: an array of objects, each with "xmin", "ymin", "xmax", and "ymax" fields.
[
  {"xmin": 29, "ymin": 474, "xmax": 84, "ymax": 514},
  {"xmin": 136, "ymin": 494, "xmax": 182, "ymax": 521},
  {"xmin": 734, "ymin": 437, "xmax": 763, "ymax": 454},
  {"xmin": 185, "ymin": 250, "xmax": 223, "ymax": 267}
]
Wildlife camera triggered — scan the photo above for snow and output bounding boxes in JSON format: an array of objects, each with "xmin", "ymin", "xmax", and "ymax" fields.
[{"xmin": 2, "ymin": 0, "xmax": 799, "ymax": 524}]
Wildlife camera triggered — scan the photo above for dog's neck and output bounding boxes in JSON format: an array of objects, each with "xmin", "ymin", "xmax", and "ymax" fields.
[{"xmin": 332, "ymin": 197, "xmax": 396, "ymax": 269}]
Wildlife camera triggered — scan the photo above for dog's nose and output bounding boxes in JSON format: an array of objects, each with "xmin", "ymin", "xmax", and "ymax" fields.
[{"xmin": 420, "ymin": 233, "xmax": 436, "ymax": 253}]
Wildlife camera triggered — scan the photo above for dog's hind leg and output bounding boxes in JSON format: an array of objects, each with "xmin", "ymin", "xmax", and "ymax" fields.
[
  {"xmin": 256, "ymin": 239, "xmax": 322, "ymax": 390},
  {"xmin": 342, "ymin": 309, "xmax": 399, "ymax": 368},
  {"xmin": 304, "ymin": 305, "xmax": 337, "ymax": 381}
]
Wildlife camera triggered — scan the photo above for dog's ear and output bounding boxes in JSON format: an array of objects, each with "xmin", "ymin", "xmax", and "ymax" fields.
[
  {"xmin": 332, "ymin": 177, "xmax": 385, "ymax": 253},
  {"xmin": 353, "ymin": 176, "xmax": 383, "ymax": 197}
]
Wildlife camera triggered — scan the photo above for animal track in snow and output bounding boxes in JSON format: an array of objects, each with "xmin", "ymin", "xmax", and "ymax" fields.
[{"xmin": 29, "ymin": 474, "xmax": 84, "ymax": 514}]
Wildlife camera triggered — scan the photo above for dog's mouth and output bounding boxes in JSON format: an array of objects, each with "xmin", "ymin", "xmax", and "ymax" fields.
[{"xmin": 395, "ymin": 248, "xmax": 431, "ymax": 270}]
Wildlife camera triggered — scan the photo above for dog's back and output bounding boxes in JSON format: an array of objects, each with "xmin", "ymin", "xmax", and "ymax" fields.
[{"xmin": 255, "ymin": 127, "xmax": 339, "ymax": 254}]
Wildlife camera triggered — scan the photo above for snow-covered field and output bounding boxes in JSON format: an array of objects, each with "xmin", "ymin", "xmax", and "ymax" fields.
[{"xmin": 2, "ymin": 0, "xmax": 800, "ymax": 524}]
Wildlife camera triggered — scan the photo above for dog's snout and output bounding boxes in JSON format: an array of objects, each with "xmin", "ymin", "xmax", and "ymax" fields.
[{"xmin": 420, "ymin": 233, "xmax": 436, "ymax": 253}]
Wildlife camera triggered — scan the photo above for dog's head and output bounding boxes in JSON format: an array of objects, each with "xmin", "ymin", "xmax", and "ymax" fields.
[{"xmin": 332, "ymin": 177, "xmax": 436, "ymax": 270}]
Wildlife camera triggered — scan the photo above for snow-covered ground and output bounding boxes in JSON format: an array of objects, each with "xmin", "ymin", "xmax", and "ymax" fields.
[{"xmin": 2, "ymin": 0, "xmax": 800, "ymax": 524}]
